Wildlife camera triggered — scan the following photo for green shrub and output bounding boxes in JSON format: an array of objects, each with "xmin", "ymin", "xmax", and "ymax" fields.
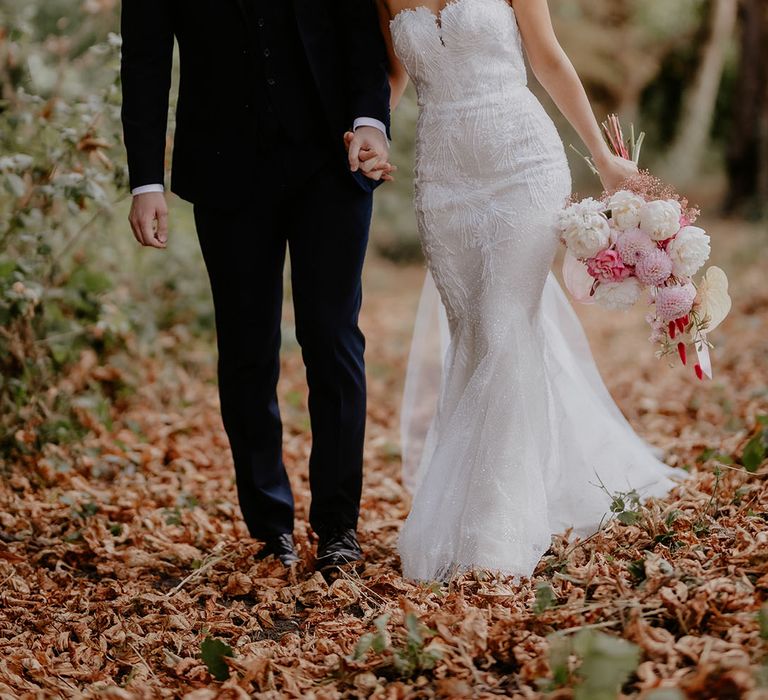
[{"xmin": 0, "ymin": 3, "xmax": 127, "ymax": 459}]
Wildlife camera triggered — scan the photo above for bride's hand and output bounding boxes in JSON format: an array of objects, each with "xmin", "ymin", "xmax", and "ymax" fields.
[
  {"xmin": 343, "ymin": 131, "xmax": 397, "ymax": 182},
  {"xmin": 596, "ymin": 154, "xmax": 639, "ymax": 192}
]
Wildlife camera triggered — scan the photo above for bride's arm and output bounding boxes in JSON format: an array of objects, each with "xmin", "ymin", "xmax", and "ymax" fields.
[
  {"xmin": 376, "ymin": 0, "xmax": 410, "ymax": 109},
  {"xmin": 512, "ymin": 0, "xmax": 637, "ymax": 191}
]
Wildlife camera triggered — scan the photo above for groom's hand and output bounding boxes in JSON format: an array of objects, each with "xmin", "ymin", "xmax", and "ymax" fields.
[
  {"xmin": 347, "ymin": 126, "xmax": 391, "ymax": 178},
  {"xmin": 129, "ymin": 192, "xmax": 169, "ymax": 249},
  {"xmin": 344, "ymin": 130, "xmax": 396, "ymax": 182}
]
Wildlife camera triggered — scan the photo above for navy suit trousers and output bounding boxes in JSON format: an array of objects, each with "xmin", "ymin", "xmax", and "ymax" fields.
[{"xmin": 193, "ymin": 160, "xmax": 372, "ymax": 539}]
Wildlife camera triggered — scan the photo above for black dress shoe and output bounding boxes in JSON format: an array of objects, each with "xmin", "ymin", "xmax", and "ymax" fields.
[
  {"xmin": 256, "ymin": 533, "xmax": 299, "ymax": 566},
  {"xmin": 315, "ymin": 527, "xmax": 363, "ymax": 572}
]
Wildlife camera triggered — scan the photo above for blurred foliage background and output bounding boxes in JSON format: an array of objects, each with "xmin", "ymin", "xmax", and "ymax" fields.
[{"xmin": 0, "ymin": 0, "xmax": 766, "ymax": 464}]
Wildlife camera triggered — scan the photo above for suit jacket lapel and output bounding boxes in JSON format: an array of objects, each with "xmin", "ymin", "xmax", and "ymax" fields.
[
  {"xmin": 291, "ymin": 0, "xmax": 333, "ymax": 124},
  {"xmin": 232, "ymin": 0, "xmax": 249, "ymax": 25},
  {"xmin": 292, "ymin": 0, "xmax": 307, "ymax": 34},
  {"xmin": 292, "ymin": 0, "xmax": 317, "ymax": 80}
]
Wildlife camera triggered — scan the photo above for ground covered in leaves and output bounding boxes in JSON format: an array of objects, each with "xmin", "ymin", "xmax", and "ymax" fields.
[{"xmin": 1, "ymin": 220, "xmax": 768, "ymax": 699}]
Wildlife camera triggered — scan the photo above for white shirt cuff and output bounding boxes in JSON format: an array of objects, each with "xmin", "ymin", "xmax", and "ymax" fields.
[
  {"xmin": 353, "ymin": 117, "xmax": 388, "ymax": 139},
  {"xmin": 132, "ymin": 184, "xmax": 165, "ymax": 196}
]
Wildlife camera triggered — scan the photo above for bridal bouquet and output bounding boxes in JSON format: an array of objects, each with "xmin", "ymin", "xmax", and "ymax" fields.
[{"xmin": 559, "ymin": 116, "xmax": 731, "ymax": 380}]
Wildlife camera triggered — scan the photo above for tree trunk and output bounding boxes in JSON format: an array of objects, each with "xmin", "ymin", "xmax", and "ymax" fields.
[
  {"xmin": 759, "ymin": 97, "xmax": 768, "ymax": 206},
  {"xmin": 663, "ymin": 0, "xmax": 738, "ymax": 183},
  {"xmin": 724, "ymin": 0, "xmax": 768, "ymax": 215}
]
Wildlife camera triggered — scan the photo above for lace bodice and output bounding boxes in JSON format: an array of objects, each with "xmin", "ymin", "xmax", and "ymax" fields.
[{"xmin": 390, "ymin": 0, "xmax": 527, "ymax": 106}]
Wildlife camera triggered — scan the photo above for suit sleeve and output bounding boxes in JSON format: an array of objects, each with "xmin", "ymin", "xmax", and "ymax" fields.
[
  {"xmin": 120, "ymin": 0, "xmax": 175, "ymax": 191},
  {"xmin": 332, "ymin": 0, "xmax": 392, "ymax": 138}
]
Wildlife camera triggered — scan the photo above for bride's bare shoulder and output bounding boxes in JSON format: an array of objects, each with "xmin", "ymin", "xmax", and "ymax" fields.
[
  {"xmin": 377, "ymin": 1, "xmax": 423, "ymax": 21},
  {"xmin": 376, "ymin": 0, "xmax": 393, "ymax": 19}
]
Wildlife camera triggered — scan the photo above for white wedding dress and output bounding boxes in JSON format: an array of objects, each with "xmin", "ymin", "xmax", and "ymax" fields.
[{"xmin": 393, "ymin": 0, "xmax": 681, "ymax": 581}]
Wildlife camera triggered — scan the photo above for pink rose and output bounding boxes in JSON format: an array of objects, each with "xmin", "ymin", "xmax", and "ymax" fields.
[{"xmin": 586, "ymin": 249, "xmax": 632, "ymax": 283}]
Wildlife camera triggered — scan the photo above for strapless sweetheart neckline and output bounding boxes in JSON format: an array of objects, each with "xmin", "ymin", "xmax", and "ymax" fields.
[
  {"xmin": 390, "ymin": 0, "xmax": 464, "ymax": 27},
  {"xmin": 390, "ymin": 0, "xmax": 515, "ymax": 53},
  {"xmin": 390, "ymin": 0, "xmax": 509, "ymax": 30}
]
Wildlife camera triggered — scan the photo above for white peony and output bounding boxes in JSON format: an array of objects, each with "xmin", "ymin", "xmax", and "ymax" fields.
[
  {"xmin": 608, "ymin": 190, "xmax": 645, "ymax": 230},
  {"xmin": 593, "ymin": 277, "xmax": 642, "ymax": 310},
  {"xmin": 558, "ymin": 198, "xmax": 611, "ymax": 259},
  {"xmin": 639, "ymin": 199, "xmax": 682, "ymax": 241},
  {"xmin": 667, "ymin": 226, "xmax": 711, "ymax": 277}
]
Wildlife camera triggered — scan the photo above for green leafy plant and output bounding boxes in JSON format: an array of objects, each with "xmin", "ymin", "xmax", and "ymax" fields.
[
  {"xmin": 596, "ymin": 475, "xmax": 644, "ymax": 526},
  {"xmin": 534, "ymin": 582, "xmax": 557, "ymax": 614},
  {"xmin": 200, "ymin": 636, "xmax": 235, "ymax": 682},
  {"xmin": 692, "ymin": 465, "xmax": 724, "ymax": 537},
  {"xmin": 628, "ymin": 558, "xmax": 647, "ymax": 583},
  {"xmin": 696, "ymin": 447, "xmax": 734, "ymax": 466},
  {"xmin": 354, "ymin": 613, "xmax": 391, "ymax": 660},
  {"xmin": 353, "ymin": 612, "xmax": 442, "ymax": 679},
  {"xmin": 757, "ymin": 604, "xmax": 768, "ymax": 689},
  {"xmin": 545, "ymin": 629, "xmax": 641, "ymax": 699},
  {"xmin": 741, "ymin": 415, "xmax": 768, "ymax": 473}
]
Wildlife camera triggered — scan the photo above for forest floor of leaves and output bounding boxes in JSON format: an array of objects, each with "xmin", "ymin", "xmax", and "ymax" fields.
[{"xmin": 1, "ymin": 219, "xmax": 768, "ymax": 699}]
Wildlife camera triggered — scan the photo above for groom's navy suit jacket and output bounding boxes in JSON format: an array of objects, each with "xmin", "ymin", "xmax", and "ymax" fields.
[{"xmin": 121, "ymin": 0, "xmax": 391, "ymax": 204}]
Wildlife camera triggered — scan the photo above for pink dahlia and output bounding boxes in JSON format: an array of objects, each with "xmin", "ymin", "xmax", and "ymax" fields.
[
  {"xmin": 655, "ymin": 283, "xmax": 697, "ymax": 322},
  {"xmin": 635, "ymin": 248, "xmax": 673, "ymax": 287},
  {"xmin": 586, "ymin": 249, "xmax": 632, "ymax": 282},
  {"xmin": 615, "ymin": 228, "xmax": 655, "ymax": 265}
]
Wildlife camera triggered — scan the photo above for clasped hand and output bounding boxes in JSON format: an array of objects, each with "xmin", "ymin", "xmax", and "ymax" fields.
[{"xmin": 344, "ymin": 126, "xmax": 396, "ymax": 182}]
